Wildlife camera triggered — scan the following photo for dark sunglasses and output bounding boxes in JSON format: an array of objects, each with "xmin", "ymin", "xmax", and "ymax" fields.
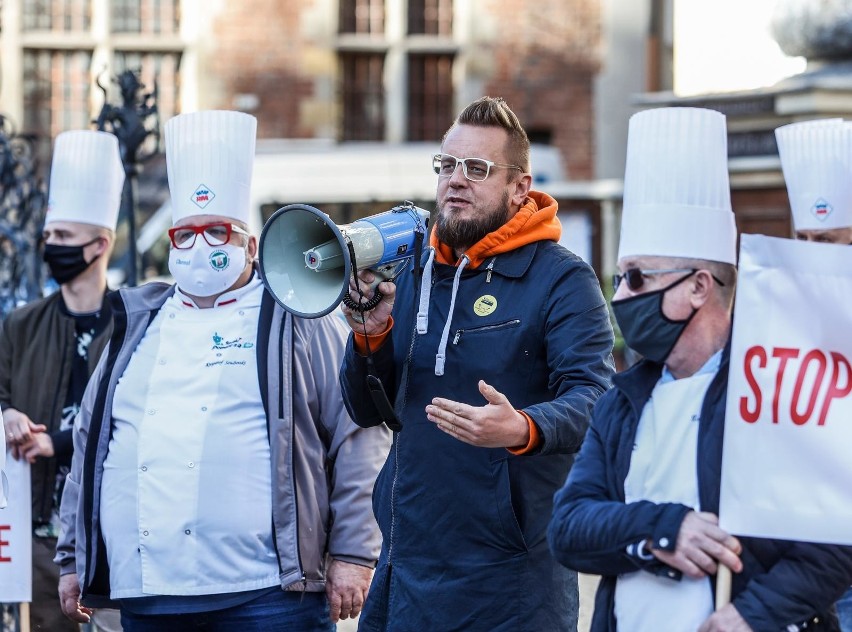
[{"xmin": 612, "ymin": 268, "xmax": 726, "ymax": 292}]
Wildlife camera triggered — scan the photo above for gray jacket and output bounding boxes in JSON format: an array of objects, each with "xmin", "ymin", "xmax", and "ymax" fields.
[{"xmin": 55, "ymin": 280, "xmax": 390, "ymax": 607}]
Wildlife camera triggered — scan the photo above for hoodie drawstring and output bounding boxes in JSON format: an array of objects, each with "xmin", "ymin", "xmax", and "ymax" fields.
[
  {"xmin": 434, "ymin": 255, "xmax": 469, "ymax": 376},
  {"xmin": 416, "ymin": 247, "xmax": 436, "ymax": 334}
]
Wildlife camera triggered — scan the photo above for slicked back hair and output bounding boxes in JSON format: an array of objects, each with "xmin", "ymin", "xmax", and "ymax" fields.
[{"xmin": 445, "ymin": 96, "xmax": 531, "ymax": 175}]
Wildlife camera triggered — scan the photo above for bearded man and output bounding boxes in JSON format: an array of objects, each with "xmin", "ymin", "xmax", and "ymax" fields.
[{"xmin": 338, "ymin": 96, "xmax": 615, "ymax": 631}]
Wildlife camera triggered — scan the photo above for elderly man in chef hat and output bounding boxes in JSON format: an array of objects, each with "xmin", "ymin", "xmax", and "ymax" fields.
[
  {"xmin": 548, "ymin": 106, "xmax": 852, "ymax": 632},
  {"xmin": 776, "ymin": 118, "xmax": 852, "ymax": 245},
  {"xmin": 56, "ymin": 110, "xmax": 390, "ymax": 630}
]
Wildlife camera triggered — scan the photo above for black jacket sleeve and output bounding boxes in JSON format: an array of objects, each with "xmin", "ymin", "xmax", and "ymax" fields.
[{"xmin": 547, "ymin": 396, "xmax": 692, "ymax": 578}]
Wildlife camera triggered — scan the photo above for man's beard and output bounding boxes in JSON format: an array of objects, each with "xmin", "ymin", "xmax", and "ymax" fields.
[{"xmin": 435, "ymin": 190, "xmax": 511, "ymax": 253}]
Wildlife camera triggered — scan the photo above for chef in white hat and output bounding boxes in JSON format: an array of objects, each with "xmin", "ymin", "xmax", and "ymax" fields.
[
  {"xmin": 0, "ymin": 129, "xmax": 124, "ymax": 632},
  {"xmin": 776, "ymin": 117, "xmax": 852, "ymax": 632},
  {"xmin": 549, "ymin": 107, "xmax": 852, "ymax": 632},
  {"xmin": 776, "ymin": 118, "xmax": 852, "ymax": 244},
  {"xmin": 56, "ymin": 110, "xmax": 389, "ymax": 630}
]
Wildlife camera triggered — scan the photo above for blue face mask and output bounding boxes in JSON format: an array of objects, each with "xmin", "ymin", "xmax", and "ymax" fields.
[{"xmin": 611, "ymin": 271, "xmax": 697, "ymax": 363}]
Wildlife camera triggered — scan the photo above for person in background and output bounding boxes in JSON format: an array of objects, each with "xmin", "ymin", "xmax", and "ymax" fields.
[
  {"xmin": 0, "ymin": 130, "xmax": 124, "ymax": 632},
  {"xmin": 55, "ymin": 110, "xmax": 390, "ymax": 631},
  {"xmin": 548, "ymin": 106, "xmax": 852, "ymax": 632},
  {"xmin": 339, "ymin": 96, "xmax": 614, "ymax": 631},
  {"xmin": 776, "ymin": 117, "xmax": 852, "ymax": 632},
  {"xmin": 777, "ymin": 118, "xmax": 852, "ymax": 245}
]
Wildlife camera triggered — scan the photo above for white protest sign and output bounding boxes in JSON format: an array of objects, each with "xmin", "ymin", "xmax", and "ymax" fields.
[
  {"xmin": 720, "ymin": 234, "xmax": 852, "ymax": 544},
  {"xmin": 0, "ymin": 454, "xmax": 31, "ymax": 602}
]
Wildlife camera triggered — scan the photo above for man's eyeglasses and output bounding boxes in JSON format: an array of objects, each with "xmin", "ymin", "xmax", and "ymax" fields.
[
  {"xmin": 168, "ymin": 223, "xmax": 249, "ymax": 249},
  {"xmin": 432, "ymin": 153, "xmax": 523, "ymax": 182},
  {"xmin": 612, "ymin": 268, "xmax": 726, "ymax": 292}
]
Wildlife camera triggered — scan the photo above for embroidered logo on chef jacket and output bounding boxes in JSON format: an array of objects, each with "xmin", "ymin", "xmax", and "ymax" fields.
[
  {"xmin": 211, "ymin": 332, "xmax": 254, "ymax": 350},
  {"xmin": 473, "ymin": 294, "xmax": 497, "ymax": 316},
  {"xmin": 811, "ymin": 197, "xmax": 833, "ymax": 222},
  {"xmin": 209, "ymin": 249, "xmax": 230, "ymax": 271},
  {"xmin": 191, "ymin": 184, "xmax": 215, "ymax": 209}
]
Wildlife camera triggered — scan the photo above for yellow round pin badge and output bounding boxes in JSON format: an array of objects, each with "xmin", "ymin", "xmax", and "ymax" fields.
[{"xmin": 473, "ymin": 295, "xmax": 497, "ymax": 316}]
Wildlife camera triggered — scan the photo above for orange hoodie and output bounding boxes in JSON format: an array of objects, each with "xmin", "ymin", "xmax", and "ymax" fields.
[
  {"xmin": 355, "ymin": 190, "xmax": 561, "ymax": 453},
  {"xmin": 431, "ymin": 190, "xmax": 562, "ymax": 269}
]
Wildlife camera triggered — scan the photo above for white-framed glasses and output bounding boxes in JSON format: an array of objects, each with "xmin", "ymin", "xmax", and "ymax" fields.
[{"xmin": 432, "ymin": 153, "xmax": 523, "ymax": 182}]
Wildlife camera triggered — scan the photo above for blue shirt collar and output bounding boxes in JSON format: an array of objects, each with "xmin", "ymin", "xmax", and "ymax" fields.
[{"xmin": 659, "ymin": 349, "xmax": 723, "ymax": 385}]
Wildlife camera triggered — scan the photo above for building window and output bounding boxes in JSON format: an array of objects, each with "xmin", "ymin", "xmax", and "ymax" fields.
[
  {"xmin": 407, "ymin": 53, "xmax": 453, "ymax": 141},
  {"xmin": 340, "ymin": 53, "xmax": 385, "ymax": 141},
  {"xmin": 339, "ymin": 0, "xmax": 384, "ymax": 35},
  {"xmin": 23, "ymin": 0, "xmax": 91, "ymax": 32},
  {"xmin": 408, "ymin": 0, "xmax": 453, "ymax": 36},
  {"xmin": 112, "ymin": 0, "xmax": 180, "ymax": 34},
  {"xmin": 22, "ymin": 49, "xmax": 92, "ymax": 151}
]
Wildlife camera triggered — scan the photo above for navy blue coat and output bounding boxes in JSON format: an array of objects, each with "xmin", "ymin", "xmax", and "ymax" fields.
[
  {"xmin": 340, "ymin": 240, "xmax": 614, "ymax": 631},
  {"xmin": 548, "ymin": 346, "xmax": 852, "ymax": 631}
]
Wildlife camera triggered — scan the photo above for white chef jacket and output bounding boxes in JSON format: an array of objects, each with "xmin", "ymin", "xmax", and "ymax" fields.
[
  {"xmin": 614, "ymin": 353, "xmax": 721, "ymax": 632},
  {"xmin": 101, "ymin": 277, "xmax": 281, "ymax": 597}
]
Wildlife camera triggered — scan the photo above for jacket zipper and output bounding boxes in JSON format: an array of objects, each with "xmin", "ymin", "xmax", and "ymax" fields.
[{"xmin": 452, "ymin": 319, "xmax": 521, "ymax": 345}]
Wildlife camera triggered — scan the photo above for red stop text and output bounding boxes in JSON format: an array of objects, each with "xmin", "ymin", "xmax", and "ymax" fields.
[{"xmin": 739, "ymin": 346, "xmax": 852, "ymax": 426}]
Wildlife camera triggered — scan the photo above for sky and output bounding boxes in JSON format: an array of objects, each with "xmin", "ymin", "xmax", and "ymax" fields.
[{"xmin": 674, "ymin": 0, "xmax": 807, "ymax": 95}]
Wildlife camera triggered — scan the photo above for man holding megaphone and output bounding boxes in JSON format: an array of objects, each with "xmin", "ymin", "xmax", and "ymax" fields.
[{"xmin": 338, "ymin": 97, "xmax": 615, "ymax": 631}]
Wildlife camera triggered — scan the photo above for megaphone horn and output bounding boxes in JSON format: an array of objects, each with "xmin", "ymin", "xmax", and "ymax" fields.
[{"xmin": 258, "ymin": 202, "xmax": 430, "ymax": 318}]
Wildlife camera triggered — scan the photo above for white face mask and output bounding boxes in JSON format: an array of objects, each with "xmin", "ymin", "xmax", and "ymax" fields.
[{"xmin": 168, "ymin": 241, "xmax": 247, "ymax": 298}]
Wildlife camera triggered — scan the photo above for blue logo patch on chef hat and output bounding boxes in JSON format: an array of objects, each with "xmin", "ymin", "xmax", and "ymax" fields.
[
  {"xmin": 191, "ymin": 184, "xmax": 216, "ymax": 209},
  {"xmin": 811, "ymin": 197, "xmax": 833, "ymax": 222}
]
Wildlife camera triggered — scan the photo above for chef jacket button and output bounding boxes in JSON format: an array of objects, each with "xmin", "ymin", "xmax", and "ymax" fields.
[
  {"xmin": 658, "ymin": 537, "xmax": 670, "ymax": 548},
  {"xmin": 201, "ymin": 407, "xmax": 207, "ymax": 412},
  {"xmin": 188, "ymin": 462, "xmax": 194, "ymax": 468},
  {"xmin": 159, "ymin": 359, "xmax": 166, "ymax": 365},
  {"xmin": 141, "ymin": 465, "xmax": 147, "ymax": 472},
  {"xmin": 143, "ymin": 530, "xmax": 149, "ymax": 536},
  {"xmin": 185, "ymin": 529, "xmax": 191, "ymax": 535},
  {"xmin": 239, "ymin": 310, "xmax": 245, "ymax": 316},
  {"xmin": 169, "ymin": 313, "xmax": 175, "ymax": 319},
  {"xmin": 147, "ymin": 409, "xmax": 156, "ymax": 415}
]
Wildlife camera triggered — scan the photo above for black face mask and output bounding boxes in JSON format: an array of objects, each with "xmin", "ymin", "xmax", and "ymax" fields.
[
  {"xmin": 611, "ymin": 271, "xmax": 697, "ymax": 363},
  {"xmin": 43, "ymin": 237, "xmax": 101, "ymax": 285}
]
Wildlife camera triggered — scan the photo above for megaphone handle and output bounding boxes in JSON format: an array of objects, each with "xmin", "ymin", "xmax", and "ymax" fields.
[{"xmin": 342, "ymin": 287, "xmax": 384, "ymax": 313}]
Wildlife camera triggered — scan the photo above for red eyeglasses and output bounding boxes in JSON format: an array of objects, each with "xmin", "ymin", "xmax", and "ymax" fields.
[{"xmin": 168, "ymin": 223, "xmax": 249, "ymax": 249}]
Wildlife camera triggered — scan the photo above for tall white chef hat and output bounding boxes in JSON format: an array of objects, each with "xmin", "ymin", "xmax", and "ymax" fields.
[
  {"xmin": 618, "ymin": 107, "xmax": 737, "ymax": 265},
  {"xmin": 45, "ymin": 130, "xmax": 125, "ymax": 230},
  {"xmin": 775, "ymin": 118, "xmax": 852, "ymax": 231},
  {"xmin": 165, "ymin": 110, "xmax": 257, "ymax": 225}
]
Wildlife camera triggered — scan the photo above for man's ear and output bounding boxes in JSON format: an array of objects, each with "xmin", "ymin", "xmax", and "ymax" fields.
[
  {"xmin": 88, "ymin": 235, "xmax": 110, "ymax": 260},
  {"xmin": 247, "ymin": 235, "xmax": 259, "ymax": 260},
  {"xmin": 689, "ymin": 269, "xmax": 715, "ymax": 309},
  {"xmin": 511, "ymin": 173, "xmax": 533, "ymax": 207}
]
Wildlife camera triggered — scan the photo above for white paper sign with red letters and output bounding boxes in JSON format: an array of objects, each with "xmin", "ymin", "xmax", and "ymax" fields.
[
  {"xmin": 720, "ymin": 234, "xmax": 852, "ymax": 544},
  {"xmin": 0, "ymin": 454, "xmax": 32, "ymax": 602}
]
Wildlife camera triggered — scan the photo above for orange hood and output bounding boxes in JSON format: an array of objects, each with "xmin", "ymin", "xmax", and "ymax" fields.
[{"xmin": 430, "ymin": 190, "xmax": 561, "ymax": 269}]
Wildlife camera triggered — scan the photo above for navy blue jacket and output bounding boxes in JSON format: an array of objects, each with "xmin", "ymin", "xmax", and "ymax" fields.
[
  {"xmin": 548, "ymin": 346, "xmax": 852, "ymax": 631},
  {"xmin": 340, "ymin": 240, "xmax": 614, "ymax": 631}
]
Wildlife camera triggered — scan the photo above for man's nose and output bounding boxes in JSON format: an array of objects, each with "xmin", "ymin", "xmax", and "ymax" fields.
[
  {"xmin": 447, "ymin": 161, "xmax": 468, "ymax": 187},
  {"xmin": 613, "ymin": 280, "xmax": 631, "ymax": 301}
]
